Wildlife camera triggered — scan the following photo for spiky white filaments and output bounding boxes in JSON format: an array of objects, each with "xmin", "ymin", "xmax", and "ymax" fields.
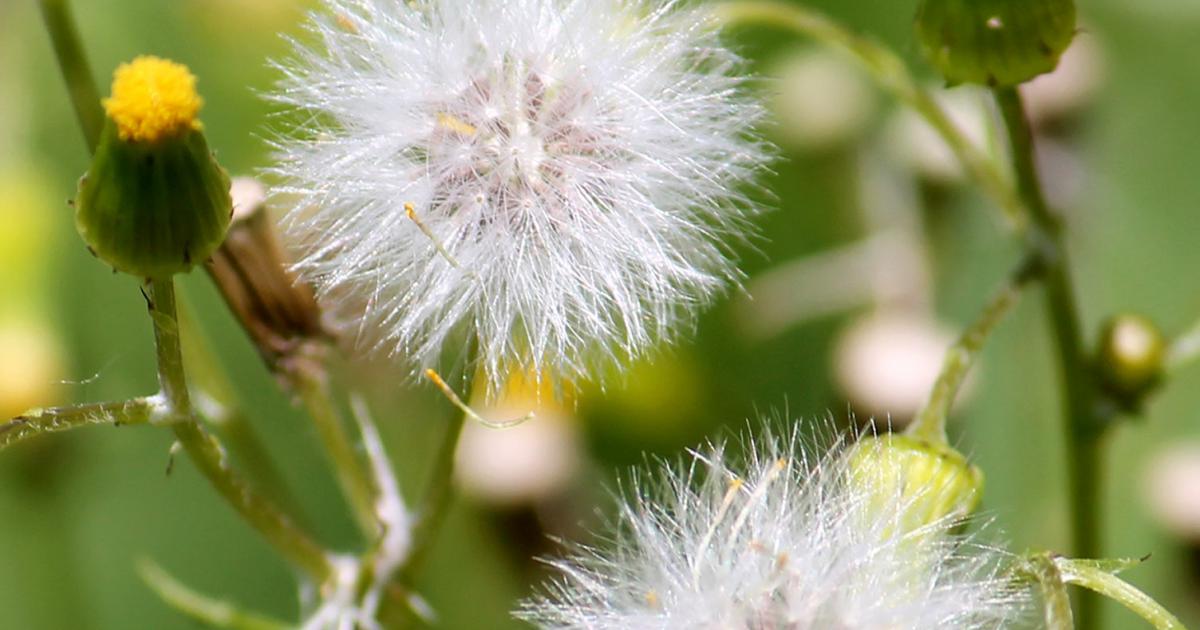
[
  {"xmin": 271, "ymin": 0, "xmax": 767, "ymax": 392},
  {"xmin": 520, "ymin": 426, "xmax": 1026, "ymax": 629}
]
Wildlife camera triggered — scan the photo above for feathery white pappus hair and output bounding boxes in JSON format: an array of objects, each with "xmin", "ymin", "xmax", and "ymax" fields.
[
  {"xmin": 519, "ymin": 424, "xmax": 1027, "ymax": 629},
  {"xmin": 269, "ymin": 0, "xmax": 768, "ymax": 394}
]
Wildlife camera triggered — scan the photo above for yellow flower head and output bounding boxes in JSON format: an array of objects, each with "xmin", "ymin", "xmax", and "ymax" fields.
[{"xmin": 103, "ymin": 56, "xmax": 203, "ymax": 143}]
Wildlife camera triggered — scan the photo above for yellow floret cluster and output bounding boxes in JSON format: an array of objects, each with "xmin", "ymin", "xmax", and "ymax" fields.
[{"xmin": 103, "ymin": 56, "xmax": 203, "ymax": 143}]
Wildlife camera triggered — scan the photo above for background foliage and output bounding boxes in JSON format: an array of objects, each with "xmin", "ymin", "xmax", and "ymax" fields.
[{"xmin": 1, "ymin": 0, "xmax": 1198, "ymax": 628}]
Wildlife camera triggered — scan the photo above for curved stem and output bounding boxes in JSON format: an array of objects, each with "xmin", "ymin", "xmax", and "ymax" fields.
[
  {"xmin": 139, "ymin": 559, "xmax": 293, "ymax": 630},
  {"xmin": 1019, "ymin": 552, "xmax": 1076, "ymax": 630},
  {"xmin": 36, "ymin": 0, "xmax": 103, "ymax": 153},
  {"xmin": 148, "ymin": 279, "xmax": 333, "ymax": 582},
  {"xmin": 994, "ymin": 87, "xmax": 1103, "ymax": 629},
  {"xmin": 1, "ymin": 397, "xmax": 162, "ymax": 450},
  {"xmin": 908, "ymin": 253, "xmax": 1041, "ymax": 443},
  {"xmin": 710, "ymin": 0, "xmax": 1026, "ymax": 228},
  {"xmin": 1057, "ymin": 557, "xmax": 1189, "ymax": 630}
]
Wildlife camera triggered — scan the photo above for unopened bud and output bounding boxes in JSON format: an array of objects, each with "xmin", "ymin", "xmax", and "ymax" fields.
[
  {"xmin": 75, "ymin": 56, "xmax": 231, "ymax": 279},
  {"xmin": 915, "ymin": 0, "xmax": 1077, "ymax": 87},
  {"xmin": 1096, "ymin": 313, "xmax": 1165, "ymax": 407},
  {"xmin": 847, "ymin": 433, "xmax": 983, "ymax": 533},
  {"xmin": 206, "ymin": 177, "xmax": 328, "ymax": 374}
]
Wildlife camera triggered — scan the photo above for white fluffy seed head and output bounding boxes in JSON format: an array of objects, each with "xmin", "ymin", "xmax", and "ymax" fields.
[
  {"xmin": 269, "ymin": 0, "xmax": 768, "ymax": 395},
  {"xmin": 519, "ymin": 423, "xmax": 1028, "ymax": 629}
]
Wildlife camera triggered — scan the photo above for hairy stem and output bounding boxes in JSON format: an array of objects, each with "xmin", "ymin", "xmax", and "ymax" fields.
[
  {"xmin": 1, "ymin": 397, "xmax": 162, "ymax": 450},
  {"xmin": 36, "ymin": 0, "xmax": 103, "ymax": 153},
  {"xmin": 711, "ymin": 0, "xmax": 1026, "ymax": 228},
  {"xmin": 908, "ymin": 253, "xmax": 1041, "ymax": 443},
  {"xmin": 994, "ymin": 87, "xmax": 1103, "ymax": 628},
  {"xmin": 148, "ymin": 278, "xmax": 332, "ymax": 581}
]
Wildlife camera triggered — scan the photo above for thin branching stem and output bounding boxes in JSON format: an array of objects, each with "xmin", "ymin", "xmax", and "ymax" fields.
[
  {"xmin": 908, "ymin": 253, "xmax": 1042, "ymax": 443},
  {"xmin": 177, "ymin": 300, "xmax": 309, "ymax": 526},
  {"xmin": 711, "ymin": 0, "xmax": 1026, "ymax": 228},
  {"xmin": 139, "ymin": 559, "xmax": 293, "ymax": 630},
  {"xmin": 1020, "ymin": 553, "xmax": 1190, "ymax": 630},
  {"xmin": 1056, "ymin": 557, "xmax": 1188, "ymax": 630},
  {"xmin": 1, "ymin": 397, "xmax": 162, "ymax": 451},
  {"xmin": 994, "ymin": 86, "xmax": 1103, "ymax": 629},
  {"xmin": 148, "ymin": 278, "xmax": 333, "ymax": 582},
  {"xmin": 36, "ymin": 0, "xmax": 103, "ymax": 153}
]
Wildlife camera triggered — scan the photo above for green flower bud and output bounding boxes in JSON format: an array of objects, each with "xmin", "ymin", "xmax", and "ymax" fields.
[
  {"xmin": 1096, "ymin": 314, "xmax": 1166, "ymax": 406},
  {"xmin": 847, "ymin": 433, "xmax": 983, "ymax": 533},
  {"xmin": 915, "ymin": 0, "xmax": 1077, "ymax": 87},
  {"xmin": 75, "ymin": 56, "xmax": 231, "ymax": 279}
]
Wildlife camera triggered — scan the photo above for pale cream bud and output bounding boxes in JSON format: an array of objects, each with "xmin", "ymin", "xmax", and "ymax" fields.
[
  {"xmin": 834, "ymin": 311, "xmax": 972, "ymax": 423},
  {"xmin": 1144, "ymin": 444, "xmax": 1200, "ymax": 540},
  {"xmin": 768, "ymin": 48, "xmax": 877, "ymax": 150},
  {"xmin": 884, "ymin": 88, "xmax": 991, "ymax": 183}
]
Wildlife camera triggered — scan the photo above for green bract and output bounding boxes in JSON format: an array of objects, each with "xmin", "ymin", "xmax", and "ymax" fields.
[
  {"xmin": 75, "ymin": 120, "xmax": 232, "ymax": 279},
  {"xmin": 916, "ymin": 0, "xmax": 1077, "ymax": 87},
  {"xmin": 848, "ymin": 433, "xmax": 983, "ymax": 532}
]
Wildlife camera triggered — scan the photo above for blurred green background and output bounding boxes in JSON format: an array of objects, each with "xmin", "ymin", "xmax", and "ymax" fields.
[{"xmin": 2, "ymin": 0, "xmax": 1199, "ymax": 628}]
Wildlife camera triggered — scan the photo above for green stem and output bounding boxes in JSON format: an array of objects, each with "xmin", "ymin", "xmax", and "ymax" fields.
[
  {"xmin": 994, "ymin": 87, "xmax": 1103, "ymax": 628},
  {"xmin": 148, "ymin": 278, "xmax": 332, "ymax": 581},
  {"xmin": 401, "ymin": 410, "xmax": 466, "ymax": 582},
  {"xmin": 1057, "ymin": 557, "xmax": 1188, "ymax": 630},
  {"xmin": 1, "ymin": 397, "xmax": 161, "ymax": 451},
  {"xmin": 176, "ymin": 300, "xmax": 308, "ymax": 526},
  {"xmin": 908, "ymin": 253, "xmax": 1041, "ymax": 443},
  {"xmin": 1019, "ymin": 552, "xmax": 1077, "ymax": 630},
  {"xmin": 711, "ymin": 0, "xmax": 1026, "ymax": 228},
  {"xmin": 36, "ymin": 0, "xmax": 103, "ymax": 153},
  {"xmin": 290, "ymin": 362, "xmax": 380, "ymax": 539},
  {"xmin": 139, "ymin": 559, "xmax": 293, "ymax": 630}
]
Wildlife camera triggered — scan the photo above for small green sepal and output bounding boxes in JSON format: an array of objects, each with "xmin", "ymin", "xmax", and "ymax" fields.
[
  {"xmin": 75, "ymin": 120, "xmax": 232, "ymax": 279},
  {"xmin": 916, "ymin": 0, "xmax": 1077, "ymax": 88}
]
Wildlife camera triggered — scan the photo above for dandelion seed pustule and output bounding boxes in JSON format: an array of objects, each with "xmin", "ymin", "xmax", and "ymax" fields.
[
  {"xmin": 519, "ymin": 424, "xmax": 1027, "ymax": 629},
  {"xmin": 270, "ymin": 0, "xmax": 769, "ymax": 395}
]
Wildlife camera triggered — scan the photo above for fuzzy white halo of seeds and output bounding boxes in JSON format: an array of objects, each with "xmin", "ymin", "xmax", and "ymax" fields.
[
  {"xmin": 519, "ymin": 424, "xmax": 1027, "ymax": 629},
  {"xmin": 269, "ymin": 0, "xmax": 768, "ymax": 394}
]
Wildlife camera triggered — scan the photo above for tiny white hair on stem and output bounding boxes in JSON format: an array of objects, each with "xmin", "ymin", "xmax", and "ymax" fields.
[
  {"xmin": 518, "ymin": 420, "xmax": 1028, "ymax": 629},
  {"xmin": 267, "ymin": 0, "xmax": 769, "ymax": 396}
]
